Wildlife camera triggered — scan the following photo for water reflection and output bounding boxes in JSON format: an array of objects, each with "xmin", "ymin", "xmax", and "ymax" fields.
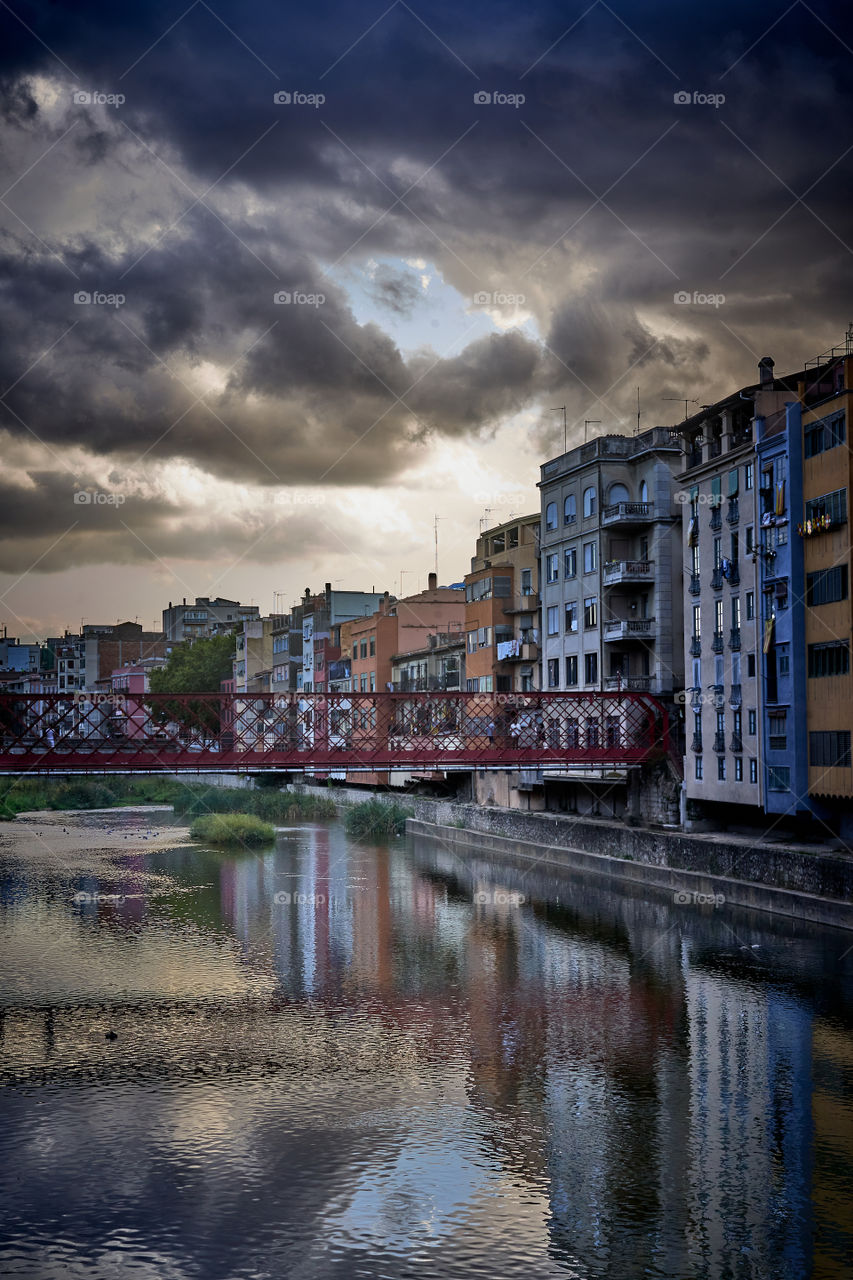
[{"xmin": 0, "ymin": 808, "xmax": 851, "ymax": 1279}]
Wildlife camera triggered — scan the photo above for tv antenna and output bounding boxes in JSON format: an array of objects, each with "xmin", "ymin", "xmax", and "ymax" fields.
[
  {"xmin": 550, "ymin": 406, "xmax": 567, "ymax": 453},
  {"xmin": 584, "ymin": 419, "xmax": 601, "ymax": 443},
  {"xmin": 663, "ymin": 396, "xmax": 699, "ymax": 422}
]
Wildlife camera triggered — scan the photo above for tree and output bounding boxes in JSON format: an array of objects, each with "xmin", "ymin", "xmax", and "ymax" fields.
[{"xmin": 148, "ymin": 633, "xmax": 235, "ymax": 738}]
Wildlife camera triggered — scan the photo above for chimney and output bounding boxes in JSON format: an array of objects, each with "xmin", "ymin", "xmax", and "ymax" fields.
[
  {"xmin": 182, "ymin": 597, "xmax": 186, "ymax": 606},
  {"xmin": 325, "ymin": 582, "xmax": 332, "ymax": 598},
  {"xmin": 428, "ymin": 572, "xmax": 437, "ymax": 590},
  {"xmin": 758, "ymin": 356, "xmax": 775, "ymax": 387}
]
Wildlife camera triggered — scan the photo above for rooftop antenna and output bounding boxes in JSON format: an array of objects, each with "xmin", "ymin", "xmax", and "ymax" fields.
[
  {"xmin": 663, "ymin": 395, "xmax": 699, "ymax": 422},
  {"xmin": 584, "ymin": 419, "xmax": 601, "ymax": 443},
  {"xmin": 550, "ymin": 406, "xmax": 567, "ymax": 453},
  {"xmin": 636, "ymin": 387, "xmax": 641, "ymax": 434},
  {"xmin": 479, "ymin": 507, "xmax": 492, "ymax": 532},
  {"xmin": 433, "ymin": 514, "xmax": 442, "ymax": 577}
]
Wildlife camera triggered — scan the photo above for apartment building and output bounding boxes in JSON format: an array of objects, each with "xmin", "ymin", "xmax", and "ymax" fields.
[
  {"xmin": 391, "ymin": 631, "xmax": 465, "ymax": 692},
  {"xmin": 538, "ymin": 428, "xmax": 684, "ymax": 698},
  {"xmin": 162, "ymin": 597, "xmax": 259, "ymax": 644},
  {"xmin": 234, "ymin": 617, "xmax": 275, "ymax": 693},
  {"xmin": 299, "ymin": 585, "xmax": 386, "ymax": 694},
  {"xmin": 464, "ymin": 514, "xmax": 540, "ymax": 693},
  {"xmin": 799, "ymin": 346, "xmax": 853, "ymax": 830},
  {"xmin": 0, "ymin": 634, "xmax": 41, "ymax": 673},
  {"xmin": 57, "ymin": 622, "xmax": 167, "ymax": 694},
  {"xmin": 347, "ymin": 576, "xmax": 465, "ymax": 694}
]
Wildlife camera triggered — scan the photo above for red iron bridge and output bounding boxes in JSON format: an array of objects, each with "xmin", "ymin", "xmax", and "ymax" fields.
[{"xmin": 0, "ymin": 691, "xmax": 671, "ymax": 775}]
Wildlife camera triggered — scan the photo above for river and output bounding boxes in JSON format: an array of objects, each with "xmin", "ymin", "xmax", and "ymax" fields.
[{"xmin": 0, "ymin": 806, "xmax": 852, "ymax": 1279}]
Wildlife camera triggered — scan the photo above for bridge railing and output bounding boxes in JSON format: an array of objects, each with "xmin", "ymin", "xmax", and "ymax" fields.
[{"xmin": 0, "ymin": 691, "xmax": 669, "ymax": 772}]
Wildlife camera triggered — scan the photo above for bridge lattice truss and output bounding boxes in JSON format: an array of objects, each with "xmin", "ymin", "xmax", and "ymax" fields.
[{"xmin": 0, "ymin": 691, "xmax": 670, "ymax": 774}]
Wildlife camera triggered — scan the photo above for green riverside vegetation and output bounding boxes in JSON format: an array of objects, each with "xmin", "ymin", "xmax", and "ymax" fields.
[
  {"xmin": 189, "ymin": 813, "xmax": 275, "ymax": 846},
  {"xmin": 344, "ymin": 797, "xmax": 412, "ymax": 839}
]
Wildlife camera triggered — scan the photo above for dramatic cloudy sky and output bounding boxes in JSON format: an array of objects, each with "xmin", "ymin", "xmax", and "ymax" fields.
[{"xmin": 0, "ymin": 0, "xmax": 851, "ymax": 636}]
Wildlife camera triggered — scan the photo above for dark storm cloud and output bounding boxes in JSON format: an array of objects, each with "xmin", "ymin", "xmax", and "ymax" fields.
[{"xmin": 0, "ymin": 0, "xmax": 851, "ymax": 572}]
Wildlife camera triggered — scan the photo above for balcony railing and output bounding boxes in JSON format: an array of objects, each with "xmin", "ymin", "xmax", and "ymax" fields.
[
  {"xmin": 713, "ymin": 685, "xmax": 725, "ymax": 706},
  {"xmin": 603, "ymin": 559, "xmax": 655, "ymax": 585},
  {"xmin": 711, "ymin": 567, "xmax": 723, "ymax": 590},
  {"xmin": 712, "ymin": 631, "xmax": 724, "ymax": 652},
  {"xmin": 713, "ymin": 732, "xmax": 726, "ymax": 753},
  {"xmin": 690, "ymin": 636, "xmax": 701, "ymax": 657},
  {"xmin": 729, "ymin": 683, "xmax": 742, "ymax": 706},
  {"xmin": 603, "ymin": 675, "xmax": 653, "ymax": 692},
  {"xmin": 601, "ymin": 501, "xmax": 655, "ymax": 526},
  {"xmin": 503, "ymin": 595, "xmax": 540, "ymax": 614},
  {"xmin": 710, "ymin": 508, "xmax": 722, "ymax": 531},
  {"xmin": 603, "ymin": 618, "xmax": 656, "ymax": 640},
  {"xmin": 727, "ymin": 499, "xmax": 739, "ymax": 524},
  {"xmin": 688, "ymin": 686, "xmax": 703, "ymax": 708},
  {"xmin": 729, "ymin": 628, "xmax": 741, "ymax": 650},
  {"xmin": 730, "ymin": 733, "xmax": 743, "ymax": 753},
  {"xmin": 692, "ymin": 732, "xmax": 703, "ymax": 753},
  {"xmin": 689, "ymin": 573, "xmax": 701, "ymax": 595},
  {"xmin": 727, "ymin": 561, "xmax": 740, "ymax": 586}
]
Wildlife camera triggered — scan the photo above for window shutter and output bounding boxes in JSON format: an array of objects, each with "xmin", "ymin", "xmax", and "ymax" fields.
[{"xmin": 728, "ymin": 469, "xmax": 738, "ymax": 496}]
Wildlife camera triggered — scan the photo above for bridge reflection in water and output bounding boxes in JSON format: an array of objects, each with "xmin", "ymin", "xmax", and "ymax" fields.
[{"xmin": 0, "ymin": 690, "xmax": 670, "ymax": 773}]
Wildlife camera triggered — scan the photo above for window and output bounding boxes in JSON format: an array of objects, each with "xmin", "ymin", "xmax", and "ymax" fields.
[
  {"xmin": 748, "ymin": 709, "xmax": 756, "ymax": 735},
  {"xmin": 692, "ymin": 604, "xmax": 701, "ymax": 637},
  {"xmin": 583, "ymin": 486, "xmax": 597, "ymax": 518},
  {"xmin": 565, "ymin": 655, "xmax": 578, "ymax": 685},
  {"xmin": 717, "ymin": 757, "xmax": 726, "ymax": 781},
  {"xmin": 728, "ymin": 468, "xmax": 739, "ymax": 496},
  {"xmin": 767, "ymin": 766, "xmax": 791, "ymax": 791},
  {"xmin": 584, "ymin": 652, "xmax": 598, "ymax": 683},
  {"xmin": 583, "ymin": 541, "xmax": 597, "ymax": 573},
  {"xmin": 466, "ymin": 577, "xmax": 493, "ymax": 602},
  {"xmin": 521, "ymin": 567, "xmax": 532, "ymax": 595},
  {"xmin": 564, "ymin": 547, "xmax": 577, "ymax": 578},
  {"xmin": 491, "ymin": 532, "xmax": 505, "ymax": 554},
  {"xmin": 808, "ymin": 641, "xmax": 850, "ymax": 678},
  {"xmin": 369, "ymin": 636, "xmax": 376, "ymax": 657},
  {"xmin": 731, "ymin": 597, "xmax": 740, "ymax": 629},
  {"xmin": 807, "ymin": 566, "xmax": 848, "ymax": 606},
  {"xmin": 745, "ymin": 463, "xmax": 753, "ymax": 490},
  {"xmin": 750, "ymin": 758, "xmax": 758, "ymax": 783},
  {"xmin": 545, "ymin": 502, "xmax": 558, "ymax": 532},
  {"xmin": 360, "ymin": 640, "xmax": 368, "ymax": 659},
  {"xmin": 715, "ymin": 599, "xmax": 724, "ymax": 632},
  {"xmin": 805, "ymin": 488, "xmax": 847, "ymax": 527},
  {"xmin": 508, "ymin": 526, "xmax": 519, "ymax": 549},
  {"xmin": 809, "ymin": 731, "xmax": 852, "ymax": 768},
  {"xmin": 695, "ymin": 756, "xmax": 704, "ymax": 780},
  {"xmin": 745, "ymin": 525, "xmax": 754, "ymax": 554},
  {"xmin": 360, "ymin": 673, "xmax": 368, "ymax": 691},
  {"xmin": 716, "ymin": 709, "xmax": 725, "ymax": 736},
  {"xmin": 746, "ymin": 591, "xmax": 754, "ymax": 620},
  {"xmin": 769, "ymin": 711, "xmax": 787, "ymax": 751},
  {"xmin": 584, "ymin": 597, "xmax": 598, "ymax": 628},
  {"xmin": 609, "ymin": 483, "xmax": 630, "ymax": 505},
  {"xmin": 547, "ymin": 605, "xmax": 559, "ymax": 635},
  {"xmin": 547, "ymin": 658, "xmax": 559, "ymax": 687},
  {"xmin": 369, "ymin": 671, "xmax": 376, "ymax": 692},
  {"xmin": 565, "ymin": 601, "xmax": 578, "ymax": 633},
  {"xmin": 466, "ymin": 627, "xmax": 492, "ymax": 652},
  {"xmin": 779, "ymin": 649, "xmax": 789, "ymax": 676},
  {"xmin": 804, "ymin": 411, "xmax": 846, "ymax": 458},
  {"xmin": 690, "ymin": 544, "xmax": 700, "ymax": 575},
  {"xmin": 564, "ymin": 494, "xmax": 577, "ymax": 525},
  {"xmin": 711, "ymin": 475, "xmax": 722, "ymax": 507},
  {"xmin": 747, "ymin": 653, "xmax": 755, "ymax": 678},
  {"xmin": 546, "ymin": 553, "xmax": 559, "ymax": 583},
  {"xmin": 352, "ymin": 645, "xmax": 358, "ymax": 660},
  {"xmin": 713, "ymin": 537, "xmax": 722, "ymax": 568}
]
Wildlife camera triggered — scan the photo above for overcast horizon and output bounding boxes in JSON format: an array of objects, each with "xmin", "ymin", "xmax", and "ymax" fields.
[{"xmin": 1, "ymin": 0, "xmax": 852, "ymax": 639}]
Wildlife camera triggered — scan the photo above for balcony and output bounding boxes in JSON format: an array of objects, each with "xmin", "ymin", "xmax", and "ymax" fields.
[
  {"xmin": 688, "ymin": 686, "xmax": 702, "ymax": 708},
  {"xmin": 729, "ymin": 628, "xmax": 741, "ymax": 650},
  {"xmin": 713, "ymin": 732, "xmax": 726, "ymax": 753},
  {"xmin": 690, "ymin": 636, "xmax": 701, "ymax": 657},
  {"xmin": 501, "ymin": 642, "xmax": 539, "ymax": 662},
  {"xmin": 727, "ymin": 499, "xmax": 739, "ymax": 525},
  {"xmin": 503, "ymin": 595, "xmax": 540, "ymax": 614},
  {"xmin": 712, "ymin": 631, "xmax": 724, "ymax": 653},
  {"xmin": 689, "ymin": 574, "xmax": 701, "ymax": 595},
  {"xmin": 727, "ymin": 561, "xmax": 740, "ymax": 586},
  {"xmin": 710, "ymin": 507, "xmax": 722, "ymax": 531},
  {"xmin": 729, "ymin": 683, "xmax": 742, "ymax": 707},
  {"xmin": 711, "ymin": 568, "xmax": 723, "ymax": 590},
  {"xmin": 603, "ymin": 675, "xmax": 653, "ymax": 692},
  {"xmin": 601, "ymin": 501, "xmax": 655, "ymax": 527},
  {"xmin": 712, "ymin": 685, "xmax": 725, "ymax": 706},
  {"xmin": 730, "ymin": 733, "xmax": 743, "ymax": 753},
  {"xmin": 603, "ymin": 559, "xmax": 655, "ymax": 585},
  {"xmin": 692, "ymin": 733, "xmax": 703, "ymax": 753},
  {"xmin": 603, "ymin": 617, "xmax": 656, "ymax": 641}
]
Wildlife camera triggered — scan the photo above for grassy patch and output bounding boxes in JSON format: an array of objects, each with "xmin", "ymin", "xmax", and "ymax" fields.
[
  {"xmin": 344, "ymin": 798, "xmax": 412, "ymax": 840},
  {"xmin": 189, "ymin": 813, "xmax": 275, "ymax": 846}
]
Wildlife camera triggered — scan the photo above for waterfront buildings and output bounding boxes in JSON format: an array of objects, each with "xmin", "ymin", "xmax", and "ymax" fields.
[
  {"xmin": 464, "ymin": 514, "xmax": 540, "ymax": 693},
  {"xmin": 162, "ymin": 597, "xmax": 260, "ymax": 644},
  {"xmin": 56, "ymin": 622, "xmax": 167, "ymax": 694},
  {"xmin": 297, "ymin": 585, "xmax": 386, "ymax": 694}
]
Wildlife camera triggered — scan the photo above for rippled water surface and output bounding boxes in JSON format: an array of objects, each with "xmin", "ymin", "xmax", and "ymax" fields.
[{"xmin": 1, "ymin": 806, "xmax": 852, "ymax": 1279}]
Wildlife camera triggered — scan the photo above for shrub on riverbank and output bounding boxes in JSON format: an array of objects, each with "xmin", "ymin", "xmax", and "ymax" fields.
[
  {"xmin": 344, "ymin": 798, "xmax": 412, "ymax": 840},
  {"xmin": 172, "ymin": 787, "xmax": 337, "ymax": 823},
  {"xmin": 189, "ymin": 813, "xmax": 275, "ymax": 846}
]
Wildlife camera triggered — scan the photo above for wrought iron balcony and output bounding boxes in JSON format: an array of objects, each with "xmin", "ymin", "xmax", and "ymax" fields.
[
  {"xmin": 730, "ymin": 733, "xmax": 743, "ymax": 753},
  {"xmin": 729, "ymin": 683, "xmax": 742, "ymax": 706},
  {"xmin": 711, "ymin": 568, "xmax": 723, "ymax": 590},
  {"xmin": 713, "ymin": 732, "xmax": 726, "ymax": 753},
  {"xmin": 690, "ymin": 636, "xmax": 701, "ymax": 657},
  {"xmin": 689, "ymin": 573, "xmax": 701, "ymax": 595},
  {"xmin": 712, "ymin": 685, "xmax": 725, "ymax": 705},
  {"xmin": 729, "ymin": 627, "xmax": 741, "ymax": 650},
  {"xmin": 710, "ymin": 508, "xmax": 722, "ymax": 531},
  {"xmin": 726, "ymin": 498, "xmax": 739, "ymax": 524},
  {"xmin": 692, "ymin": 732, "xmax": 703, "ymax": 752},
  {"xmin": 727, "ymin": 561, "xmax": 740, "ymax": 586},
  {"xmin": 712, "ymin": 631, "xmax": 724, "ymax": 652}
]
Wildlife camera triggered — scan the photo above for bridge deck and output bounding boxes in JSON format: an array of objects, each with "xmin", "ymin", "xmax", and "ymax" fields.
[{"xmin": 0, "ymin": 691, "xmax": 670, "ymax": 774}]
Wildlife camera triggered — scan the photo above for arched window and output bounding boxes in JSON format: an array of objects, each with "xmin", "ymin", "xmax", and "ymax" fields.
[
  {"xmin": 608, "ymin": 483, "xmax": 630, "ymax": 505},
  {"xmin": 564, "ymin": 494, "xmax": 577, "ymax": 524},
  {"xmin": 583, "ymin": 486, "xmax": 597, "ymax": 518},
  {"xmin": 640, "ymin": 479, "xmax": 648, "ymax": 503},
  {"xmin": 545, "ymin": 501, "xmax": 558, "ymax": 531}
]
